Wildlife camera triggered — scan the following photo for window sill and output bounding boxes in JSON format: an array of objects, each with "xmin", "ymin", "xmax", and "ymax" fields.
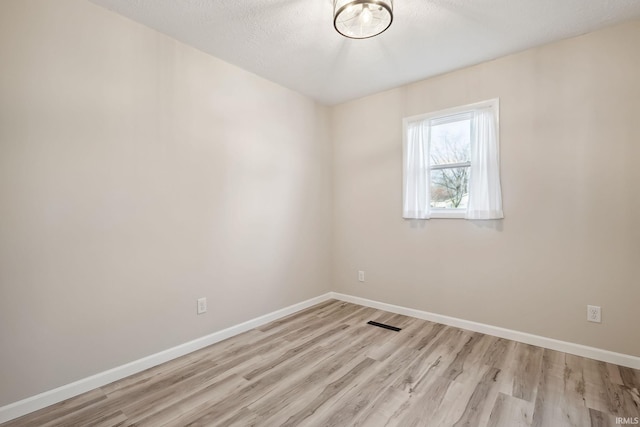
[{"xmin": 429, "ymin": 210, "xmax": 466, "ymax": 219}]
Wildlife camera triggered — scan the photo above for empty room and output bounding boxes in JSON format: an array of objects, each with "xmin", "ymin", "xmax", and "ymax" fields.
[{"xmin": 1, "ymin": 0, "xmax": 639, "ymax": 426}]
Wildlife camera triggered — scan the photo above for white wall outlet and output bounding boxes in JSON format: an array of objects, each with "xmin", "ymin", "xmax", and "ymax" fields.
[
  {"xmin": 587, "ymin": 305, "xmax": 601, "ymax": 323},
  {"xmin": 197, "ymin": 297, "xmax": 207, "ymax": 315},
  {"xmin": 358, "ymin": 270, "xmax": 365, "ymax": 282}
]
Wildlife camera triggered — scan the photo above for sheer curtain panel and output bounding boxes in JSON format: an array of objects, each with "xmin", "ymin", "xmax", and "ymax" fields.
[
  {"xmin": 466, "ymin": 107, "xmax": 504, "ymax": 219},
  {"xmin": 402, "ymin": 120, "xmax": 430, "ymax": 219}
]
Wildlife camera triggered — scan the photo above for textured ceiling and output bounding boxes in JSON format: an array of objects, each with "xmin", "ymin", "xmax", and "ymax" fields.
[{"xmin": 89, "ymin": 0, "xmax": 640, "ymax": 105}]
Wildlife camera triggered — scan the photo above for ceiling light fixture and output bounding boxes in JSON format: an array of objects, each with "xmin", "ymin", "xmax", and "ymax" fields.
[{"xmin": 333, "ymin": 0, "xmax": 393, "ymax": 39}]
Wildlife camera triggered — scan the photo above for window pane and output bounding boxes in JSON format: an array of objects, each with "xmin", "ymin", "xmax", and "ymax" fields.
[
  {"xmin": 430, "ymin": 167, "xmax": 469, "ymax": 209},
  {"xmin": 430, "ymin": 118, "xmax": 471, "ymax": 166}
]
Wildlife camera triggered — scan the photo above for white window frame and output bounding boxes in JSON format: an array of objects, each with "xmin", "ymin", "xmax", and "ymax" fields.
[{"xmin": 402, "ymin": 99, "xmax": 500, "ymax": 219}]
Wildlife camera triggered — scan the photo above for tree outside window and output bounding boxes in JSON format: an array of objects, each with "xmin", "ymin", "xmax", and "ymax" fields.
[{"xmin": 429, "ymin": 114, "xmax": 471, "ymax": 210}]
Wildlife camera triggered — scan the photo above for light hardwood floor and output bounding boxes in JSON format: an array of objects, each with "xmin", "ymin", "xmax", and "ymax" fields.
[{"xmin": 3, "ymin": 300, "xmax": 639, "ymax": 426}]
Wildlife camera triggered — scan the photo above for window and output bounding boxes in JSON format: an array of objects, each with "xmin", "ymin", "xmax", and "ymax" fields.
[
  {"xmin": 429, "ymin": 112, "xmax": 472, "ymax": 213},
  {"xmin": 402, "ymin": 99, "xmax": 503, "ymax": 220}
]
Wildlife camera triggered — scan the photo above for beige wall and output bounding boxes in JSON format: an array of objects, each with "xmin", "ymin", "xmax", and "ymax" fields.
[
  {"xmin": 332, "ymin": 20, "xmax": 640, "ymax": 358},
  {"xmin": 0, "ymin": 0, "xmax": 332, "ymax": 405}
]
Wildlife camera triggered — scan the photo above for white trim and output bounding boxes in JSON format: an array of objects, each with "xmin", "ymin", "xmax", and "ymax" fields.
[
  {"xmin": 404, "ymin": 98, "xmax": 499, "ymax": 124},
  {"xmin": 429, "ymin": 209, "xmax": 466, "ymax": 219},
  {"xmin": 0, "ymin": 293, "xmax": 333, "ymax": 424},
  {"xmin": 329, "ymin": 292, "xmax": 640, "ymax": 370},
  {"xmin": 3, "ymin": 291, "xmax": 639, "ymax": 423}
]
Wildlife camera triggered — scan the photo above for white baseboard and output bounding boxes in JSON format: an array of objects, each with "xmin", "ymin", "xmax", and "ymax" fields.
[
  {"xmin": 3, "ymin": 291, "xmax": 638, "ymax": 424},
  {"xmin": 329, "ymin": 292, "xmax": 640, "ymax": 370},
  {"xmin": 0, "ymin": 293, "xmax": 333, "ymax": 424}
]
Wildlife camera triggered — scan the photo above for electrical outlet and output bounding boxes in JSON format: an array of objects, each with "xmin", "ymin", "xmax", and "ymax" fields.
[
  {"xmin": 358, "ymin": 270, "xmax": 365, "ymax": 282},
  {"xmin": 587, "ymin": 305, "xmax": 601, "ymax": 323},
  {"xmin": 197, "ymin": 297, "xmax": 207, "ymax": 315}
]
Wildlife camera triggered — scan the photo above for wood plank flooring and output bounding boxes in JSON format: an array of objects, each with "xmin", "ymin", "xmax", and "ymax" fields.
[{"xmin": 3, "ymin": 300, "xmax": 639, "ymax": 426}]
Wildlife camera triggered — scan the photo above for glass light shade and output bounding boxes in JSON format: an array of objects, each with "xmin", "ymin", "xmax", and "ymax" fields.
[{"xmin": 334, "ymin": 0, "xmax": 393, "ymax": 39}]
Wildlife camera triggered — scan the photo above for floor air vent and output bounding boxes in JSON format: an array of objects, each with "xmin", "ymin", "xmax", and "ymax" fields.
[{"xmin": 367, "ymin": 321, "xmax": 401, "ymax": 332}]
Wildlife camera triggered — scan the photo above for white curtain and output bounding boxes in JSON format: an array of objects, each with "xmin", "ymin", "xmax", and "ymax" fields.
[
  {"xmin": 402, "ymin": 120, "xmax": 430, "ymax": 219},
  {"xmin": 466, "ymin": 108, "xmax": 504, "ymax": 219}
]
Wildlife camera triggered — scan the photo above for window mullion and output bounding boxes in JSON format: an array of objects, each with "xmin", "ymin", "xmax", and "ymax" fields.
[{"xmin": 430, "ymin": 162, "xmax": 471, "ymax": 170}]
